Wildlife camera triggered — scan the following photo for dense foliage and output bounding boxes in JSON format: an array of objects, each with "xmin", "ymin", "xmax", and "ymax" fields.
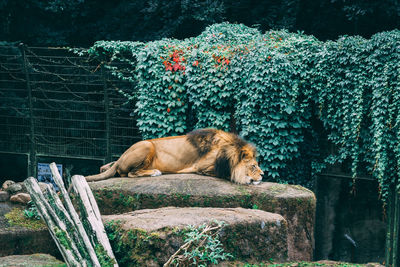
[
  {"xmin": 82, "ymin": 23, "xmax": 400, "ymax": 200},
  {"xmin": 1, "ymin": 0, "xmax": 399, "ymax": 46}
]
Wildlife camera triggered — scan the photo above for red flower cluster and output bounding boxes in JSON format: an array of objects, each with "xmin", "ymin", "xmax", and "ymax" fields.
[
  {"xmin": 212, "ymin": 54, "xmax": 230, "ymax": 68},
  {"xmin": 163, "ymin": 50, "xmax": 186, "ymax": 72}
]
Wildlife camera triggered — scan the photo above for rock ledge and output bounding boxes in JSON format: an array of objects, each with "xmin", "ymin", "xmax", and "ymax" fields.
[
  {"xmin": 103, "ymin": 207, "xmax": 288, "ymax": 266},
  {"xmin": 90, "ymin": 174, "xmax": 315, "ymax": 261}
]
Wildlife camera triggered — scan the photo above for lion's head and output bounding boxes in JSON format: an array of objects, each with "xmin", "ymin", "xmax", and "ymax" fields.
[
  {"xmin": 235, "ymin": 160, "xmax": 264, "ymax": 185},
  {"xmin": 190, "ymin": 129, "xmax": 264, "ymax": 185},
  {"xmin": 231, "ymin": 148, "xmax": 264, "ymax": 185}
]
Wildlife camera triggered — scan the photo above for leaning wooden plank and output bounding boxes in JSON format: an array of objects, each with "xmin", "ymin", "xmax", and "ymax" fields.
[
  {"xmin": 49, "ymin": 162, "xmax": 101, "ymax": 267},
  {"xmin": 71, "ymin": 175, "xmax": 118, "ymax": 267},
  {"xmin": 43, "ymin": 182, "xmax": 92, "ymax": 264},
  {"xmin": 24, "ymin": 177, "xmax": 82, "ymax": 267}
]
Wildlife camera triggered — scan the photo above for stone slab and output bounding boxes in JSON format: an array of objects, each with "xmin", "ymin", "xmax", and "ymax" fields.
[
  {"xmin": 103, "ymin": 207, "xmax": 288, "ymax": 266},
  {"xmin": 0, "ymin": 202, "xmax": 59, "ymax": 257},
  {"xmin": 90, "ymin": 174, "xmax": 316, "ymax": 261},
  {"xmin": 0, "ymin": 253, "xmax": 65, "ymax": 267}
]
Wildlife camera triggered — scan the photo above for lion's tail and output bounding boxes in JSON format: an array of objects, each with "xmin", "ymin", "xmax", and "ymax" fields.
[{"xmin": 85, "ymin": 163, "xmax": 117, "ymax": 182}]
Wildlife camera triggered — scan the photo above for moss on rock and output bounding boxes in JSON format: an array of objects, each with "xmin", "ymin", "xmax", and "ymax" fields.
[
  {"xmin": 5, "ymin": 208, "xmax": 46, "ymax": 230},
  {"xmin": 90, "ymin": 174, "xmax": 315, "ymax": 261},
  {"xmin": 103, "ymin": 207, "xmax": 288, "ymax": 266}
]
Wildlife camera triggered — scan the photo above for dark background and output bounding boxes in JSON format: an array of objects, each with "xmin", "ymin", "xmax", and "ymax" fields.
[
  {"xmin": 1, "ymin": 0, "xmax": 399, "ymax": 46},
  {"xmin": 0, "ymin": 1, "xmax": 398, "ymax": 263}
]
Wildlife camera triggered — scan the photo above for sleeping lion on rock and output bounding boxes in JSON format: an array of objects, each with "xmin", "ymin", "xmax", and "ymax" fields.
[{"xmin": 86, "ymin": 128, "xmax": 264, "ymax": 185}]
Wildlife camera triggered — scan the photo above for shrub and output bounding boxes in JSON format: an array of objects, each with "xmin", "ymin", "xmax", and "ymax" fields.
[{"xmin": 81, "ymin": 23, "xmax": 400, "ymax": 200}]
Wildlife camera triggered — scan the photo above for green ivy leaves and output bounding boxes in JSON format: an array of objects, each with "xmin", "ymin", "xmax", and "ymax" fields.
[{"xmin": 82, "ymin": 23, "xmax": 400, "ymax": 200}]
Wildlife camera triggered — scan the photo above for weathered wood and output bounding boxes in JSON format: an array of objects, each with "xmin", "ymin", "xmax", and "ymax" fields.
[
  {"xmin": 43, "ymin": 182, "xmax": 91, "ymax": 264},
  {"xmin": 24, "ymin": 177, "xmax": 82, "ymax": 267},
  {"xmin": 49, "ymin": 163, "xmax": 101, "ymax": 267},
  {"xmin": 71, "ymin": 175, "xmax": 118, "ymax": 267},
  {"xmin": 24, "ymin": 162, "xmax": 119, "ymax": 267}
]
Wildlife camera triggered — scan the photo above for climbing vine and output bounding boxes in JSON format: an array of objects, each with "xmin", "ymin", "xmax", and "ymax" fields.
[{"xmin": 80, "ymin": 23, "xmax": 400, "ymax": 200}]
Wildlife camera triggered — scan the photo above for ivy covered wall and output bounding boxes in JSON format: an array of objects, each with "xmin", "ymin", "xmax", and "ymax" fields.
[{"xmin": 81, "ymin": 23, "xmax": 400, "ymax": 199}]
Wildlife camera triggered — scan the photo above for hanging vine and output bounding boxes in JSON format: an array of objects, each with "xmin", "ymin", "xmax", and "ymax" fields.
[{"xmin": 79, "ymin": 23, "xmax": 400, "ymax": 200}]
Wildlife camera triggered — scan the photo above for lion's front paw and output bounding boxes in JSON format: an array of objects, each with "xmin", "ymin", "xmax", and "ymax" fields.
[{"xmin": 151, "ymin": 170, "xmax": 162, "ymax": 177}]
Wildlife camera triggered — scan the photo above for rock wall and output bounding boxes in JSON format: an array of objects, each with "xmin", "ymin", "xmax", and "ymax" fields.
[{"xmin": 90, "ymin": 174, "xmax": 316, "ymax": 261}]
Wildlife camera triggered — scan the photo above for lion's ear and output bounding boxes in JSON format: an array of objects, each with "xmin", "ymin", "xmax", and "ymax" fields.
[{"xmin": 240, "ymin": 149, "xmax": 251, "ymax": 161}]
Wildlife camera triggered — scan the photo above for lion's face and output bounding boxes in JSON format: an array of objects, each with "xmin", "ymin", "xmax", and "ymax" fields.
[{"xmin": 231, "ymin": 158, "xmax": 264, "ymax": 185}]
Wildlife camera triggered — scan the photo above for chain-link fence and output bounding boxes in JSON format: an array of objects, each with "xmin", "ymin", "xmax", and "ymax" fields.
[{"xmin": 0, "ymin": 44, "xmax": 141, "ymax": 177}]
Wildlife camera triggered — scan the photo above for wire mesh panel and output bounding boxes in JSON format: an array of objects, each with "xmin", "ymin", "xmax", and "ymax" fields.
[
  {"xmin": 25, "ymin": 46, "xmax": 108, "ymax": 159},
  {"xmin": 107, "ymin": 77, "xmax": 141, "ymax": 159},
  {"xmin": 0, "ymin": 45, "xmax": 30, "ymax": 154},
  {"xmin": 0, "ymin": 44, "xmax": 141, "ymax": 175}
]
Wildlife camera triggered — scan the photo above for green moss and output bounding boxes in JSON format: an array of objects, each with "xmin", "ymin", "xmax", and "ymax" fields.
[
  {"xmin": 53, "ymin": 226, "xmax": 72, "ymax": 250},
  {"xmin": 95, "ymin": 244, "xmax": 116, "ymax": 267},
  {"xmin": 103, "ymin": 190, "xmax": 114, "ymax": 199},
  {"xmin": 105, "ymin": 220, "xmax": 173, "ymax": 266},
  {"xmin": 5, "ymin": 208, "xmax": 46, "ymax": 230},
  {"xmin": 112, "ymin": 192, "xmax": 141, "ymax": 210},
  {"xmin": 268, "ymin": 185, "xmax": 287, "ymax": 194}
]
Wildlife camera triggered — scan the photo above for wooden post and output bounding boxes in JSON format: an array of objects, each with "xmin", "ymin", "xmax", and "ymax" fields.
[
  {"xmin": 24, "ymin": 162, "xmax": 118, "ymax": 267},
  {"xmin": 24, "ymin": 177, "xmax": 84, "ymax": 266},
  {"xmin": 70, "ymin": 175, "xmax": 118, "ymax": 267},
  {"xmin": 49, "ymin": 163, "xmax": 101, "ymax": 266}
]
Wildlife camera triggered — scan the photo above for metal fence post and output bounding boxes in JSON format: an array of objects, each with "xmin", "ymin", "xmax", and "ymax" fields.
[
  {"xmin": 385, "ymin": 186, "xmax": 399, "ymax": 267},
  {"xmin": 102, "ymin": 65, "xmax": 111, "ymax": 163},
  {"xmin": 19, "ymin": 44, "xmax": 37, "ymax": 177},
  {"xmin": 393, "ymin": 188, "xmax": 399, "ymax": 266}
]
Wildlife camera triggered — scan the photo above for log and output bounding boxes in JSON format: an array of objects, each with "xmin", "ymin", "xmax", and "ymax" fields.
[
  {"xmin": 24, "ymin": 177, "xmax": 83, "ymax": 266},
  {"xmin": 24, "ymin": 162, "xmax": 118, "ymax": 267},
  {"xmin": 49, "ymin": 163, "xmax": 100, "ymax": 267},
  {"xmin": 70, "ymin": 175, "xmax": 118, "ymax": 267}
]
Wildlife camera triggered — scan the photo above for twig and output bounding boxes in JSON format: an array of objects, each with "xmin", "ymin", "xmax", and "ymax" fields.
[{"xmin": 163, "ymin": 224, "xmax": 222, "ymax": 267}]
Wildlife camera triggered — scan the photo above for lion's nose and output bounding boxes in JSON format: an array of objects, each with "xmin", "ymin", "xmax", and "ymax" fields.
[{"xmin": 260, "ymin": 170, "xmax": 264, "ymax": 176}]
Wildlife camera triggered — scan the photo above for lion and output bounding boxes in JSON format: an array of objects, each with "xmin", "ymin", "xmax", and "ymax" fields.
[{"xmin": 85, "ymin": 128, "xmax": 264, "ymax": 185}]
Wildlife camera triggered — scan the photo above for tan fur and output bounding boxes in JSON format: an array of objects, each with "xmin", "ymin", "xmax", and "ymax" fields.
[{"xmin": 86, "ymin": 129, "xmax": 264, "ymax": 184}]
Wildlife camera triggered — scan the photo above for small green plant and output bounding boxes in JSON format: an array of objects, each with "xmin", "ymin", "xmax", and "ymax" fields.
[
  {"xmin": 23, "ymin": 201, "xmax": 41, "ymax": 220},
  {"xmin": 5, "ymin": 207, "xmax": 45, "ymax": 230},
  {"xmin": 165, "ymin": 220, "xmax": 233, "ymax": 266}
]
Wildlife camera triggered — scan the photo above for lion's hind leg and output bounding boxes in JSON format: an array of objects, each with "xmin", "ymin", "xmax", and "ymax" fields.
[
  {"xmin": 118, "ymin": 140, "xmax": 156, "ymax": 177},
  {"xmin": 128, "ymin": 169, "xmax": 162, "ymax": 178}
]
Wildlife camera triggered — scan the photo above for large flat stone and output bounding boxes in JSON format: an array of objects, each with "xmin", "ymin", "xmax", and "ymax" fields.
[
  {"xmin": 90, "ymin": 174, "xmax": 316, "ymax": 261},
  {"xmin": 0, "ymin": 202, "xmax": 58, "ymax": 257},
  {"xmin": 0, "ymin": 253, "xmax": 65, "ymax": 267},
  {"xmin": 103, "ymin": 207, "xmax": 288, "ymax": 266}
]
